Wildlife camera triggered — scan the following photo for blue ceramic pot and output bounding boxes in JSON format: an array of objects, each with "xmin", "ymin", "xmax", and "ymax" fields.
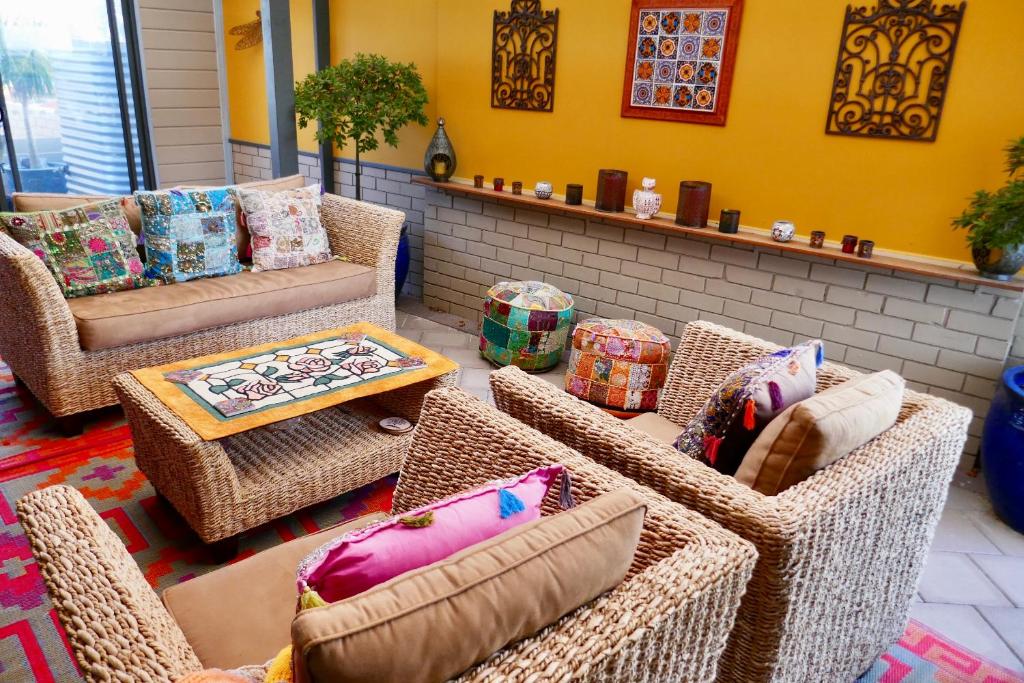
[
  {"xmin": 981, "ymin": 365, "xmax": 1024, "ymax": 533},
  {"xmin": 395, "ymin": 224, "xmax": 410, "ymax": 300}
]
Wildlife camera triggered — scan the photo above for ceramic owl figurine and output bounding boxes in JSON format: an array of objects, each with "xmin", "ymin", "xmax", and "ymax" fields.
[{"xmin": 632, "ymin": 177, "xmax": 662, "ymax": 220}]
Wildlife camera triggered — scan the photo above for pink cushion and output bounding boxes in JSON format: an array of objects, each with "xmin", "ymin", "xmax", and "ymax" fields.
[{"xmin": 297, "ymin": 465, "xmax": 566, "ymax": 603}]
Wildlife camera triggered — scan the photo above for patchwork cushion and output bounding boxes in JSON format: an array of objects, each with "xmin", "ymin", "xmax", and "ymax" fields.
[
  {"xmin": 297, "ymin": 464, "xmax": 568, "ymax": 604},
  {"xmin": 0, "ymin": 199, "xmax": 153, "ymax": 298},
  {"xmin": 235, "ymin": 184, "xmax": 331, "ymax": 272},
  {"xmin": 675, "ymin": 340, "xmax": 823, "ymax": 476},
  {"xmin": 292, "ymin": 489, "xmax": 645, "ymax": 683},
  {"xmin": 735, "ymin": 370, "xmax": 904, "ymax": 495},
  {"xmin": 479, "ymin": 280, "xmax": 574, "ymax": 371},
  {"xmin": 566, "ymin": 318, "xmax": 671, "ymax": 412},
  {"xmin": 135, "ymin": 187, "xmax": 243, "ymax": 283}
]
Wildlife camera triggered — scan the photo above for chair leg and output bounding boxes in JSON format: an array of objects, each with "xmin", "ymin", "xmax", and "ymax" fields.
[
  {"xmin": 208, "ymin": 535, "xmax": 240, "ymax": 564},
  {"xmin": 54, "ymin": 414, "xmax": 85, "ymax": 437}
]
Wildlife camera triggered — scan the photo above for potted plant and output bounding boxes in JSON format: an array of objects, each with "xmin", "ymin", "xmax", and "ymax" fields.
[
  {"xmin": 954, "ymin": 136, "xmax": 1024, "ymax": 281},
  {"xmin": 295, "ymin": 53, "xmax": 428, "ymax": 201}
]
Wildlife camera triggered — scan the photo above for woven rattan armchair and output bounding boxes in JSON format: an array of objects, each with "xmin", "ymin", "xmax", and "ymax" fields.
[
  {"xmin": 490, "ymin": 320, "xmax": 972, "ymax": 683},
  {"xmin": 17, "ymin": 387, "xmax": 757, "ymax": 683},
  {"xmin": 0, "ymin": 194, "xmax": 401, "ymax": 425}
]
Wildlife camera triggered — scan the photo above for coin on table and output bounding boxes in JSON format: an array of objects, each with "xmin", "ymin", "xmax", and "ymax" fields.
[{"xmin": 379, "ymin": 416, "xmax": 414, "ymax": 434}]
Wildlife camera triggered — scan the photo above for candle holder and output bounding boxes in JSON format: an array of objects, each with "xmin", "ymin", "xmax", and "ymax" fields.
[
  {"xmin": 565, "ymin": 184, "xmax": 583, "ymax": 205},
  {"xmin": 473, "ymin": 175, "xmax": 484, "ymax": 189},
  {"xmin": 857, "ymin": 240, "xmax": 875, "ymax": 258},
  {"xmin": 810, "ymin": 230, "xmax": 826, "ymax": 248},
  {"xmin": 675, "ymin": 181, "xmax": 712, "ymax": 228},
  {"xmin": 718, "ymin": 209, "xmax": 740, "ymax": 234},
  {"xmin": 534, "ymin": 181, "xmax": 553, "ymax": 199},
  {"xmin": 493, "ymin": 177, "xmax": 504, "ymax": 192},
  {"xmin": 841, "ymin": 234, "xmax": 858, "ymax": 254},
  {"xmin": 595, "ymin": 169, "xmax": 628, "ymax": 212},
  {"xmin": 512, "ymin": 181, "xmax": 523, "ymax": 195},
  {"xmin": 423, "ymin": 118, "xmax": 456, "ymax": 182}
]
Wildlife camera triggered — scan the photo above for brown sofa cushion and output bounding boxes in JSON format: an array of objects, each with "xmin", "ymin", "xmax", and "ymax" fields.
[
  {"xmin": 292, "ymin": 489, "xmax": 646, "ymax": 683},
  {"xmin": 735, "ymin": 370, "xmax": 905, "ymax": 495},
  {"xmin": 626, "ymin": 411, "xmax": 682, "ymax": 446},
  {"xmin": 10, "ymin": 175, "xmax": 307, "ymax": 255},
  {"xmin": 161, "ymin": 512, "xmax": 386, "ymax": 670},
  {"xmin": 67, "ymin": 259, "xmax": 376, "ymax": 351}
]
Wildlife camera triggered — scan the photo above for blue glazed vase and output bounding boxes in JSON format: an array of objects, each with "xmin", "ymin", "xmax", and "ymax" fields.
[
  {"xmin": 395, "ymin": 224, "xmax": 410, "ymax": 300},
  {"xmin": 981, "ymin": 365, "xmax": 1024, "ymax": 533}
]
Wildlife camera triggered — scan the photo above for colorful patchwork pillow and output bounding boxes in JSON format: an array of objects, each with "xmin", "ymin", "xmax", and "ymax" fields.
[
  {"xmin": 0, "ymin": 199, "xmax": 153, "ymax": 298},
  {"xmin": 296, "ymin": 464, "xmax": 573, "ymax": 604},
  {"xmin": 135, "ymin": 187, "xmax": 243, "ymax": 283},
  {"xmin": 235, "ymin": 184, "xmax": 331, "ymax": 272},
  {"xmin": 674, "ymin": 340, "xmax": 824, "ymax": 476}
]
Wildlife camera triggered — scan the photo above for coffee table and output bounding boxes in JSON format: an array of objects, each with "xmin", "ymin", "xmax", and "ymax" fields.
[{"xmin": 112, "ymin": 323, "xmax": 459, "ymax": 556}]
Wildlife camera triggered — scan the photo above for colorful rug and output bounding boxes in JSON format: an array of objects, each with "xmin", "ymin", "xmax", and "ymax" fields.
[{"xmin": 0, "ymin": 359, "xmax": 1021, "ymax": 682}]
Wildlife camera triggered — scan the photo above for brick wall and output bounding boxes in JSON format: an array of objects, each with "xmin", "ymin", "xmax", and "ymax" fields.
[
  {"xmin": 423, "ymin": 187, "xmax": 1024, "ymax": 461},
  {"xmin": 229, "ymin": 141, "xmax": 426, "ymax": 298}
]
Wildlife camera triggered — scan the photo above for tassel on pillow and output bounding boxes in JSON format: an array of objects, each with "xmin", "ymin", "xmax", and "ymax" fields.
[{"xmin": 498, "ymin": 488, "xmax": 526, "ymax": 519}]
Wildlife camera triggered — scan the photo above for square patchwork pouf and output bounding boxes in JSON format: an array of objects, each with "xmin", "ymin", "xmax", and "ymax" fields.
[
  {"xmin": 566, "ymin": 319, "xmax": 671, "ymax": 416},
  {"xmin": 480, "ymin": 281, "xmax": 574, "ymax": 372},
  {"xmin": 135, "ymin": 187, "xmax": 243, "ymax": 283}
]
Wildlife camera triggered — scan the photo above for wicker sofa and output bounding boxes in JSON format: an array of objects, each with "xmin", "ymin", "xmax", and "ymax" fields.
[
  {"xmin": 18, "ymin": 387, "xmax": 758, "ymax": 683},
  {"xmin": 0, "ymin": 178, "xmax": 402, "ymax": 427},
  {"xmin": 490, "ymin": 321, "xmax": 972, "ymax": 683}
]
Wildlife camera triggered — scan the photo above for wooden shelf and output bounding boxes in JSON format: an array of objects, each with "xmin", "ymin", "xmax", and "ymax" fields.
[{"xmin": 414, "ymin": 177, "xmax": 1024, "ymax": 293}]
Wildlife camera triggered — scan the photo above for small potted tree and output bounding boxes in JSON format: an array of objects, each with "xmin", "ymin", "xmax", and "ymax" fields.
[
  {"xmin": 954, "ymin": 136, "xmax": 1024, "ymax": 281},
  {"xmin": 295, "ymin": 53, "xmax": 428, "ymax": 201}
]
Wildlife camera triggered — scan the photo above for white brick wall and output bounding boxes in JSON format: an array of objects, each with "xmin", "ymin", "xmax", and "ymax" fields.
[
  {"xmin": 423, "ymin": 188, "xmax": 1024, "ymax": 460},
  {"xmin": 230, "ymin": 141, "xmax": 426, "ymax": 297}
]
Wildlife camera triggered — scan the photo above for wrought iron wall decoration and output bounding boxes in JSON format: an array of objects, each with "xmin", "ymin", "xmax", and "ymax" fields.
[
  {"xmin": 491, "ymin": 0, "xmax": 559, "ymax": 112},
  {"xmin": 825, "ymin": 0, "xmax": 966, "ymax": 142}
]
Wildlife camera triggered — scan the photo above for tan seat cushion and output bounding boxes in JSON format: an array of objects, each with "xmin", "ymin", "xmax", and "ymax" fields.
[
  {"xmin": 626, "ymin": 411, "xmax": 682, "ymax": 446},
  {"xmin": 735, "ymin": 370, "xmax": 905, "ymax": 495},
  {"xmin": 293, "ymin": 489, "xmax": 646, "ymax": 683},
  {"xmin": 161, "ymin": 512, "xmax": 386, "ymax": 670},
  {"xmin": 67, "ymin": 259, "xmax": 376, "ymax": 351}
]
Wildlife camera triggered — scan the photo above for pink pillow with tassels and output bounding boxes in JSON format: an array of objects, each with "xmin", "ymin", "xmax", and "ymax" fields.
[{"xmin": 296, "ymin": 464, "xmax": 574, "ymax": 604}]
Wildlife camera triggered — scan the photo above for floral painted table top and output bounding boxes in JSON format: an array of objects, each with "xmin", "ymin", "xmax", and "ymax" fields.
[{"xmin": 131, "ymin": 322, "xmax": 459, "ymax": 440}]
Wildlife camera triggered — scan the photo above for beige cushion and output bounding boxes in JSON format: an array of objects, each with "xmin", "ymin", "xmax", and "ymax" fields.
[
  {"xmin": 12, "ymin": 192, "xmax": 142, "ymax": 234},
  {"xmin": 293, "ymin": 489, "xmax": 646, "ymax": 683},
  {"xmin": 626, "ymin": 411, "xmax": 682, "ymax": 446},
  {"xmin": 162, "ymin": 512, "xmax": 387, "ymax": 670},
  {"xmin": 67, "ymin": 259, "xmax": 376, "ymax": 351},
  {"xmin": 735, "ymin": 370, "xmax": 905, "ymax": 495}
]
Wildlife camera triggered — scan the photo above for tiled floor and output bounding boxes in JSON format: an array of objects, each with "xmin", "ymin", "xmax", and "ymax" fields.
[{"xmin": 396, "ymin": 301, "xmax": 1024, "ymax": 672}]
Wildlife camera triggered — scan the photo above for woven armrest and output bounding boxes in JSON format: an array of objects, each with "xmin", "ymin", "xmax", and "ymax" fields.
[
  {"xmin": 16, "ymin": 485, "xmax": 202, "ymax": 682},
  {"xmin": 491, "ymin": 336, "xmax": 972, "ymax": 681},
  {"xmin": 321, "ymin": 193, "xmax": 403, "ymax": 299},
  {"xmin": 397, "ymin": 387, "xmax": 758, "ymax": 682},
  {"xmin": 0, "ymin": 231, "xmax": 80, "ymax": 404}
]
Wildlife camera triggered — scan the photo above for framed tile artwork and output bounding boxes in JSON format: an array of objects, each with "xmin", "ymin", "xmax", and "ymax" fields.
[{"xmin": 620, "ymin": 0, "xmax": 744, "ymax": 126}]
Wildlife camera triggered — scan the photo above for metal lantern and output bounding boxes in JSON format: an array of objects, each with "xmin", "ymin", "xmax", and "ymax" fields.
[{"xmin": 424, "ymin": 118, "xmax": 456, "ymax": 182}]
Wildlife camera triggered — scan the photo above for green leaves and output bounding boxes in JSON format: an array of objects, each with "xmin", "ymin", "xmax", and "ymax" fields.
[
  {"xmin": 954, "ymin": 137, "xmax": 1024, "ymax": 250},
  {"xmin": 294, "ymin": 53, "xmax": 429, "ymax": 157}
]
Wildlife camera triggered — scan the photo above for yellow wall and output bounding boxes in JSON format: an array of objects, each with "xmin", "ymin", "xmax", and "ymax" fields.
[
  {"xmin": 223, "ymin": 0, "xmax": 436, "ymax": 167},
  {"xmin": 223, "ymin": 0, "xmax": 1024, "ymax": 261}
]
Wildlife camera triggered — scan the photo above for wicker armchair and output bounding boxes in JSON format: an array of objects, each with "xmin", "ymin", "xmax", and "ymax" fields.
[
  {"xmin": 17, "ymin": 387, "xmax": 757, "ymax": 683},
  {"xmin": 490, "ymin": 320, "xmax": 972, "ymax": 683},
  {"xmin": 0, "ymin": 194, "xmax": 401, "ymax": 423}
]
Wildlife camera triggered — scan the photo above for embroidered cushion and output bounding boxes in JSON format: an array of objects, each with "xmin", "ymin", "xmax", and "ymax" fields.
[
  {"xmin": 292, "ymin": 488, "xmax": 645, "ymax": 683},
  {"xmin": 135, "ymin": 187, "xmax": 243, "ymax": 283},
  {"xmin": 735, "ymin": 370, "xmax": 904, "ymax": 495},
  {"xmin": 674, "ymin": 340, "xmax": 823, "ymax": 476},
  {"xmin": 235, "ymin": 184, "xmax": 331, "ymax": 272},
  {"xmin": 296, "ymin": 464, "xmax": 570, "ymax": 604},
  {"xmin": 0, "ymin": 199, "xmax": 153, "ymax": 298}
]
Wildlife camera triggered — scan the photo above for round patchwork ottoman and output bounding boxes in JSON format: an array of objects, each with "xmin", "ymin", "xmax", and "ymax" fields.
[
  {"xmin": 566, "ymin": 319, "xmax": 672, "ymax": 416},
  {"xmin": 479, "ymin": 281, "xmax": 574, "ymax": 372}
]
